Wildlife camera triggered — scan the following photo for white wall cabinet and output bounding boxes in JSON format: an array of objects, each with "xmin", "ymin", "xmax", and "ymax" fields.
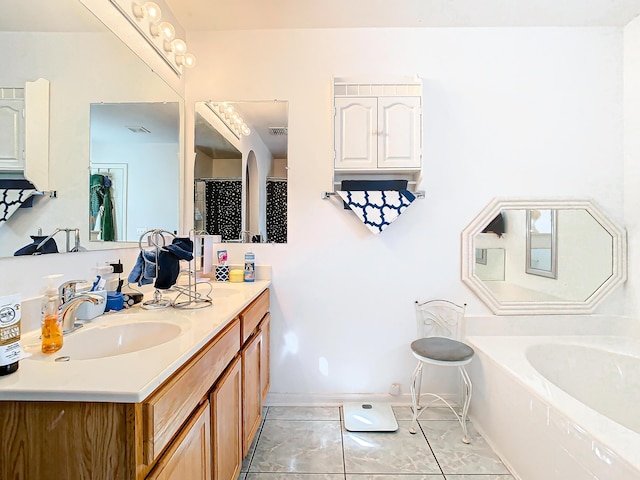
[
  {"xmin": 334, "ymin": 96, "xmax": 421, "ymax": 170},
  {"xmin": 0, "ymin": 96, "xmax": 25, "ymax": 172}
]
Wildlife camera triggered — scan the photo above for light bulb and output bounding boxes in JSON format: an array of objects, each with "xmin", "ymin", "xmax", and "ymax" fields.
[
  {"xmin": 241, "ymin": 125, "xmax": 251, "ymax": 136},
  {"xmin": 144, "ymin": 2, "xmax": 162, "ymax": 23},
  {"xmin": 132, "ymin": 2, "xmax": 162, "ymax": 22},
  {"xmin": 176, "ymin": 52, "xmax": 196, "ymax": 68},
  {"xmin": 150, "ymin": 21, "xmax": 175, "ymax": 41},
  {"xmin": 171, "ymin": 38, "xmax": 187, "ymax": 55}
]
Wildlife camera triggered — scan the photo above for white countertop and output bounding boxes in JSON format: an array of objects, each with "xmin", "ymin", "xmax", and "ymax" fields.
[{"xmin": 0, "ymin": 280, "xmax": 270, "ymax": 403}]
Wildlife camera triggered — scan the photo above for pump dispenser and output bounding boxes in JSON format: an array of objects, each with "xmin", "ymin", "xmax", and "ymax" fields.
[{"xmin": 41, "ymin": 274, "xmax": 63, "ymax": 354}]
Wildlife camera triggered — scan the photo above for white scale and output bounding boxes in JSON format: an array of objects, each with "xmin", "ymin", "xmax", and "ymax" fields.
[{"xmin": 342, "ymin": 402, "xmax": 399, "ymax": 432}]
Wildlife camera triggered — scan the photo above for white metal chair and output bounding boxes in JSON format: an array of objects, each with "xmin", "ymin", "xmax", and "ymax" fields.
[{"xmin": 409, "ymin": 299, "xmax": 474, "ymax": 443}]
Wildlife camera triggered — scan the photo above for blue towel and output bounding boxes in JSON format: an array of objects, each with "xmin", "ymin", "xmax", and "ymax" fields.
[
  {"xmin": 13, "ymin": 235, "xmax": 59, "ymax": 256},
  {"xmin": 155, "ymin": 237, "xmax": 193, "ymax": 289},
  {"xmin": 0, "ymin": 179, "xmax": 36, "ymax": 208},
  {"xmin": 128, "ymin": 249, "xmax": 157, "ymax": 286}
]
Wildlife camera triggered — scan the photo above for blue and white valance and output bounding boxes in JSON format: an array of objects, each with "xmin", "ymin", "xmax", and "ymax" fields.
[{"xmin": 337, "ymin": 190, "xmax": 416, "ymax": 234}]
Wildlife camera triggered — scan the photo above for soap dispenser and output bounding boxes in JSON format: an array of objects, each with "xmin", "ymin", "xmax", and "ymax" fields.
[{"xmin": 41, "ymin": 274, "xmax": 63, "ymax": 354}]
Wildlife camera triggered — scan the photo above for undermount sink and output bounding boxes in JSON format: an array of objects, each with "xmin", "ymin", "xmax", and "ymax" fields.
[{"xmin": 26, "ymin": 321, "xmax": 182, "ymax": 361}]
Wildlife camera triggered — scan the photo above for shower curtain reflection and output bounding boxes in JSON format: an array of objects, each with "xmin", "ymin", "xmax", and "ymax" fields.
[
  {"xmin": 198, "ymin": 178, "xmax": 242, "ymax": 241},
  {"xmin": 266, "ymin": 178, "xmax": 287, "ymax": 243}
]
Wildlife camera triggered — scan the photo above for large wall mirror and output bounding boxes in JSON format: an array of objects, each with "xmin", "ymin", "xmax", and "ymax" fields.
[
  {"xmin": 0, "ymin": 0, "xmax": 182, "ymax": 257},
  {"xmin": 194, "ymin": 100, "xmax": 288, "ymax": 243},
  {"xmin": 461, "ymin": 198, "xmax": 627, "ymax": 314}
]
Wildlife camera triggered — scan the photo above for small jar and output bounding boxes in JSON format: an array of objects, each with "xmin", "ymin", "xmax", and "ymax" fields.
[{"xmin": 229, "ymin": 269, "xmax": 244, "ymax": 283}]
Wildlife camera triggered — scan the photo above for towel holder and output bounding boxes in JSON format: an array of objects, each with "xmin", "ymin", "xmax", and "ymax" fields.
[
  {"xmin": 139, "ymin": 228, "xmax": 175, "ymax": 310},
  {"xmin": 322, "ymin": 190, "xmax": 425, "ymax": 199}
]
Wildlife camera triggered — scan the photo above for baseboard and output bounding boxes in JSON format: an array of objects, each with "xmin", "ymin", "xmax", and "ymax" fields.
[{"xmin": 264, "ymin": 392, "xmax": 459, "ymax": 407}]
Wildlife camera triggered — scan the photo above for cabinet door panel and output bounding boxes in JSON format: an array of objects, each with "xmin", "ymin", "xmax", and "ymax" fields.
[
  {"xmin": 378, "ymin": 96, "xmax": 421, "ymax": 168},
  {"xmin": 242, "ymin": 333, "xmax": 262, "ymax": 456},
  {"xmin": 146, "ymin": 402, "xmax": 212, "ymax": 480},
  {"xmin": 260, "ymin": 313, "xmax": 271, "ymax": 404},
  {"xmin": 211, "ymin": 356, "xmax": 242, "ymax": 480},
  {"xmin": 334, "ymin": 97, "xmax": 377, "ymax": 170}
]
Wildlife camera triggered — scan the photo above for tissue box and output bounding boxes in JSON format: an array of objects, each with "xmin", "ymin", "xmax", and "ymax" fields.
[{"xmin": 215, "ymin": 265, "xmax": 230, "ymax": 282}]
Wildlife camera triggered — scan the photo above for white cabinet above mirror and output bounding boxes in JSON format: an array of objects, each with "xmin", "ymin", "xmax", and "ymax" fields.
[{"xmin": 461, "ymin": 198, "xmax": 627, "ymax": 315}]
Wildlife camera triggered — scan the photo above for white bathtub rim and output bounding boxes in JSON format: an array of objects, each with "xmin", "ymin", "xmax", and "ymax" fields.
[{"xmin": 467, "ymin": 335, "xmax": 640, "ymax": 474}]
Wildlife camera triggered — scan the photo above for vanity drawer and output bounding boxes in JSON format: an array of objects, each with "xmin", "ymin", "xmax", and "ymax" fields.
[
  {"xmin": 240, "ymin": 289, "xmax": 270, "ymax": 344},
  {"xmin": 142, "ymin": 318, "xmax": 240, "ymax": 465}
]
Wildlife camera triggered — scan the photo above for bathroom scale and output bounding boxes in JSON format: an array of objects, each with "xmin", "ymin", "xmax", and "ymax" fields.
[{"xmin": 343, "ymin": 402, "xmax": 399, "ymax": 432}]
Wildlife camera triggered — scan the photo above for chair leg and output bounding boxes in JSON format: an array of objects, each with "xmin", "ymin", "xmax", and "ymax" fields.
[
  {"xmin": 459, "ymin": 365, "xmax": 473, "ymax": 444},
  {"xmin": 409, "ymin": 362, "xmax": 424, "ymax": 434}
]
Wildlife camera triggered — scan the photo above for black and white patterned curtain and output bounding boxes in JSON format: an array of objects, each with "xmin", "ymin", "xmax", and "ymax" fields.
[
  {"xmin": 204, "ymin": 179, "xmax": 242, "ymax": 241},
  {"xmin": 266, "ymin": 179, "xmax": 287, "ymax": 243}
]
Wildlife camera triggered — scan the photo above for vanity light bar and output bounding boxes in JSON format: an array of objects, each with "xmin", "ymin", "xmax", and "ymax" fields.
[
  {"xmin": 109, "ymin": 0, "xmax": 196, "ymax": 77},
  {"xmin": 208, "ymin": 102, "xmax": 252, "ymax": 138}
]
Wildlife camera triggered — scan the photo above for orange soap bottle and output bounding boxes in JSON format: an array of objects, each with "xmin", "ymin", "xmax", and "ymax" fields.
[{"xmin": 41, "ymin": 275, "xmax": 63, "ymax": 354}]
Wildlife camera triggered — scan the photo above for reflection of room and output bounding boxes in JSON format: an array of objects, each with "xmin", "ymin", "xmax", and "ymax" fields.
[
  {"xmin": 473, "ymin": 207, "xmax": 615, "ymax": 303},
  {"xmin": 194, "ymin": 101, "xmax": 288, "ymax": 243},
  {"xmin": 90, "ymin": 102, "xmax": 180, "ymax": 242},
  {"xmin": 0, "ymin": 0, "xmax": 182, "ymax": 256}
]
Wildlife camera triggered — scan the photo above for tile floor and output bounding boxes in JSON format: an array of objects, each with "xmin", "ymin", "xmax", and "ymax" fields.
[{"xmin": 240, "ymin": 406, "xmax": 514, "ymax": 480}]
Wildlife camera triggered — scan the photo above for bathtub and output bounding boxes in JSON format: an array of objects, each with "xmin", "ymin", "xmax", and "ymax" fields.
[{"xmin": 466, "ymin": 336, "xmax": 640, "ymax": 480}]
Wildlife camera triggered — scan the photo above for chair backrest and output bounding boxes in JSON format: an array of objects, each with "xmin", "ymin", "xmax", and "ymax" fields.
[{"xmin": 414, "ymin": 299, "xmax": 466, "ymax": 340}]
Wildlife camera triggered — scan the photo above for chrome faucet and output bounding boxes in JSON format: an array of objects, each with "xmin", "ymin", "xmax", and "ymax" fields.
[{"xmin": 57, "ymin": 280, "xmax": 105, "ymax": 334}]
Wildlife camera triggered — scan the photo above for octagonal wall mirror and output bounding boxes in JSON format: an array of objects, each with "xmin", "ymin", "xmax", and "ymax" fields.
[{"xmin": 461, "ymin": 198, "xmax": 627, "ymax": 315}]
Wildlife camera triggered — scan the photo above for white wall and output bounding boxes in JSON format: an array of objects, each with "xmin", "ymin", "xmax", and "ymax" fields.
[
  {"xmin": 624, "ymin": 17, "xmax": 640, "ymax": 317},
  {"xmin": 184, "ymin": 27, "xmax": 626, "ymax": 399}
]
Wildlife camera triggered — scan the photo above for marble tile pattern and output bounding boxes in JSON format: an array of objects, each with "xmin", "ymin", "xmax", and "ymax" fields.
[{"xmin": 242, "ymin": 406, "xmax": 514, "ymax": 480}]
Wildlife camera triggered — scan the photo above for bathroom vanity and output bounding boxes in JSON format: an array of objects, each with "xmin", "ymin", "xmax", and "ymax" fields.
[{"xmin": 0, "ymin": 281, "xmax": 271, "ymax": 480}]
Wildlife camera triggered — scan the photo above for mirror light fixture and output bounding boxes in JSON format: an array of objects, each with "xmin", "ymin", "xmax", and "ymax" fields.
[
  {"xmin": 208, "ymin": 102, "xmax": 252, "ymax": 138},
  {"xmin": 110, "ymin": 0, "xmax": 196, "ymax": 77}
]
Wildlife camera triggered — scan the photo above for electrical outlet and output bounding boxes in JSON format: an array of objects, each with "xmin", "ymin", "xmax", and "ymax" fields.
[
  {"xmin": 389, "ymin": 383, "xmax": 401, "ymax": 396},
  {"xmin": 136, "ymin": 228, "xmax": 147, "ymax": 235}
]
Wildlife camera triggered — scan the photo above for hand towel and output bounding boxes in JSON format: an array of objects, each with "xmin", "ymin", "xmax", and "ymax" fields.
[
  {"xmin": 13, "ymin": 235, "xmax": 59, "ymax": 256},
  {"xmin": 127, "ymin": 249, "xmax": 157, "ymax": 286},
  {"xmin": 337, "ymin": 190, "xmax": 416, "ymax": 234},
  {"xmin": 340, "ymin": 180, "xmax": 408, "ymax": 209},
  {"xmin": 155, "ymin": 237, "xmax": 194, "ymax": 289}
]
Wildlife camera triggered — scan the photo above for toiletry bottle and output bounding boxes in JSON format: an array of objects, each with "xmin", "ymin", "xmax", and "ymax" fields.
[
  {"xmin": 41, "ymin": 275, "xmax": 63, "ymax": 354},
  {"xmin": 244, "ymin": 251, "xmax": 255, "ymax": 282},
  {"xmin": 0, "ymin": 294, "xmax": 22, "ymax": 376}
]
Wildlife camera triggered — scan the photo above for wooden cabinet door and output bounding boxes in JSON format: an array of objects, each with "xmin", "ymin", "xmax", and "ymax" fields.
[
  {"xmin": 211, "ymin": 356, "xmax": 242, "ymax": 480},
  {"xmin": 146, "ymin": 402, "xmax": 212, "ymax": 480},
  {"xmin": 334, "ymin": 97, "xmax": 378, "ymax": 170},
  {"xmin": 377, "ymin": 96, "xmax": 421, "ymax": 169},
  {"xmin": 242, "ymin": 333, "xmax": 262, "ymax": 456},
  {"xmin": 260, "ymin": 313, "xmax": 271, "ymax": 405}
]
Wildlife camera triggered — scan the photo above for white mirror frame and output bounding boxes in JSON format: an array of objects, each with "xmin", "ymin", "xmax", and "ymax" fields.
[{"xmin": 461, "ymin": 198, "xmax": 627, "ymax": 315}]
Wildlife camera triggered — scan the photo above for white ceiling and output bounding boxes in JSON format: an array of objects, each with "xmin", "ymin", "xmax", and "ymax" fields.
[
  {"xmin": 165, "ymin": 0, "xmax": 640, "ymax": 31},
  {"xmin": 90, "ymin": 103, "xmax": 180, "ymax": 145}
]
